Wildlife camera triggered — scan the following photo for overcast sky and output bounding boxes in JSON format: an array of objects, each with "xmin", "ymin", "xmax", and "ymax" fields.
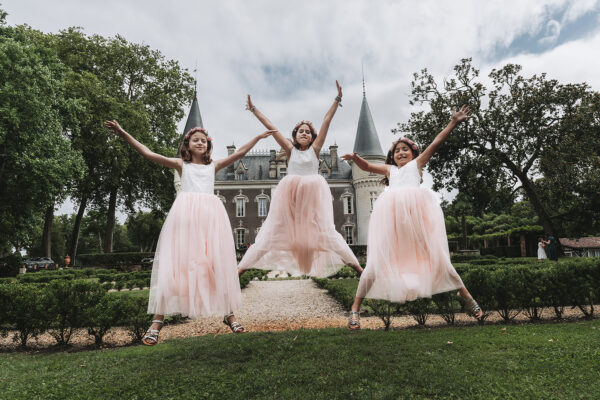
[{"xmin": 3, "ymin": 0, "xmax": 599, "ymax": 217}]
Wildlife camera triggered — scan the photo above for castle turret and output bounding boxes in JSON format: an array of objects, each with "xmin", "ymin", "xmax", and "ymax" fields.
[
  {"xmin": 174, "ymin": 88, "xmax": 204, "ymax": 193},
  {"xmin": 350, "ymin": 83, "xmax": 385, "ymax": 245}
]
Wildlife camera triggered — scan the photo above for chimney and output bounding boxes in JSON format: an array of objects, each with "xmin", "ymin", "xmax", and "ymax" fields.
[
  {"xmin": 329, "ymin": 144, "xmax": 338, "ymax": 171},
  {"xmin": 269, "ymin": 150, "xmax": 277, "ymax": 178},
  {"xmin": 227, "ymin": 144, "xmax": 236, "ymax": 156}
]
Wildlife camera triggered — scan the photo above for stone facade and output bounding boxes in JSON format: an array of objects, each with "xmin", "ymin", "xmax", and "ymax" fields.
[
  {"xmin": 176, "ymin": 88, "xmax": 386, "ymax": 249},
  {"xmin": 214, "ymin": 145, "xmax": 362, "ymax": 249}
]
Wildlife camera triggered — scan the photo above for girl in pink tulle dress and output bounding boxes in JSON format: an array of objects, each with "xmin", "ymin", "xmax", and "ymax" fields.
[
  {"xmin": 238, "ymin": 81, "xmax": 363, "ymax": 278},
  {"xmin": 105, "ymin": 120, "xmax": 274, "ymax": 344},
  {"xmin": 341, "ymin": 106, "xmax": 483, "ymax": 330}
]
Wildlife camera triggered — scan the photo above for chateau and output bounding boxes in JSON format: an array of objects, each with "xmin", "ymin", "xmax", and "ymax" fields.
[{"xmin": 175, "ymin": 87, "xmax": 386, "ymax": 249}]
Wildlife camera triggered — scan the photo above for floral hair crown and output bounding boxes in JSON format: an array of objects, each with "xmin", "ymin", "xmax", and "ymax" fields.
[
  {"xmin": 295, "ymin": 120, "xmax": 315, "ymax": 130},
  {"xmin": 390, "ymin": 137, "xmax": 418, "ymax": 152},
  {"xmin": 185, "ymin": 127, "xmax": 211, "ymax": 141}
]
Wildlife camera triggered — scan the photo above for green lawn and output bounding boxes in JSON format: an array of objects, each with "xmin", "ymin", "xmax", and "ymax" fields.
[{"xmin": 1, "ymin": 320, "xmax": 599, "ymax": 399}]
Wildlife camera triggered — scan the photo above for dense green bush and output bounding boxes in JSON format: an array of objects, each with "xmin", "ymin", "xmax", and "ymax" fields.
[
  {"xmin": 327, "ymin": 266, "xmax": 360, "ymax": 279},
  {"xmin": 121, "ymin": 296, "xmax": 153, "ymax": 341},
  {"xmin": 450, "ymin": 253, "xmax": 483, "ymax": 263},
  {"xmin": 239, "ymin": 269, "xmax": 269, "ymax": 289},
  {"xmin": 481, "ymin": 246, "xmax": 521, "ymax": 258},
  {"xmin": 315, "ymin": 258, "xmax": 600, "ymax": 329},
  {"xmin": 0, "ymin": 253, "xmax": 22, "ymax": 277},
  {"xmin": 86, "ymin": 294, "xmax": 128, "ymax": 346},
  {"xmin": 46, "ymin": 280, "xmax": 106, "ymax": 345},
  {"xmin": 0, "ymin": 284, "xmax": 48, "ymax": 348},
  {"xmin": 76, "ymin": 252, "xmax": 154, "ymax": 268}
]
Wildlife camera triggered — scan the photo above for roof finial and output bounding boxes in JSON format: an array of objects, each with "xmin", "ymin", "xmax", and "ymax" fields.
[
  {"xmin": 193, "ymin": 59, "xmax": 198, "ymax": 99},
  {"xmin": 361, "ymin": 61, "xmax": 366, "ymax": 97}
]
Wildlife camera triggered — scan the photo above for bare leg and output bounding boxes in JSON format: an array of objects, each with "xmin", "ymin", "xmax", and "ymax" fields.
[
  {"xmin": 351, "ymin": 296, "xmax": 364, "ymax": 313},
  {"xmin": 224, "ymin": 313, "xmax": 245, "ymax": 333},
  {"xmin": 149, "ymin": 314, "xmax": 164, "ymax": 331}
]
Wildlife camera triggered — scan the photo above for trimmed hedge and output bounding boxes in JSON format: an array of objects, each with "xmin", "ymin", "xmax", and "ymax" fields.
[
  {"xmin": 314, "ymin": 258, "xmax": 600, "ymax": 329},
  {"xmin": 0, "ymin": 280, "xmax": 153, "ymax": 348},
  {"xmin": 0, "ymin": 253, "xmax": 22, "ymax": 277},
  {"xmin": 239, "ymin": 269, "xmax": 269, "ymax": 289},
  {"xmin": 480, "ymin": 246, "xmax": 522, "ymax": 258},
  {"xmin": 76, "ymin": 252, "xmax": 154, "ymax": 268}
]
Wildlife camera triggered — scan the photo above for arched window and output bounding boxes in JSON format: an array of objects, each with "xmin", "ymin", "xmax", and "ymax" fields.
[
  {"xmin": 341, "ymin": 193, "xmax": 354, "ymax": 215},
  {"xmin": 343, "ymin": 225, "xmax": 354, "ymax": 245},
  {"xmin": 232, "ymin": 192, "xmax": 249, "ymax": 217}
]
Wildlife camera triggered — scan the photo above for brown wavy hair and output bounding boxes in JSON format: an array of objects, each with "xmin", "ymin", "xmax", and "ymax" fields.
[
  {"xmin": 291, "ymin": 121, "xmax": 317, "ymax": 149},
  {"xmin": 381, "ymin": 137, "xmax": 420, "ymax": 186},
  {"xmin": 179, "ymin": 127, "xmax": 212, "ymax": 164}
]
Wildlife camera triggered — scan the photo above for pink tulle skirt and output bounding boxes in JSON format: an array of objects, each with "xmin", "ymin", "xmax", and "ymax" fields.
[
  {"xmin": 148, "ymin": 193, "xmax": 242, "ymax": 318},
  {"xmin": 238, "ymin": 174, "xmax": 359, "ymax": 277},
  {"xmin": 356, "ymin": 187, "xmax": 464, "ymax": 303}
]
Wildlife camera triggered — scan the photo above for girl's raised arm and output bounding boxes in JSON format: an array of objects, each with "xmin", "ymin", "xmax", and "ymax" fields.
[
  {"xmin": 213, "ymin": 130, "xmax": 277, "ymax": 173},
  {"xmin": 341, "ymin": 152, "xmax": 391, "ymax": 177},
  {"xmin": 246, "ymin": 95, "xmax": 292, "ymax": 156},
  {"xmin": 416, "ymin": 105, "xmax": 471, "ymax": 169},
  {"xmin": 312, "ymin": 80, "xmax": 342, "ymax": 155},
  {"xmin": 105, "ymin": 120, "xmax": 182, "ymax": 172}
]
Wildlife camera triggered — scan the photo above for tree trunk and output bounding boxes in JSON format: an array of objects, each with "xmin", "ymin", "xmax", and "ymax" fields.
[
  {"xmin": 520, "ymin": 234, "xmax": 527, "ymax": 257},
  {"xmin": 42, "ymin": 201, "xmax": 54, "ymax": 258},
  {"xmin": 461, "ymin": 214, "xmax": 467, "ymax": 250},
  {"xmin": 70, "ymin": 195, "xmax": 88, "ymax": 264},
  {"xmin": 516, "ymin": 173, "xmax": 563, "ymax": 254},
  {"xmin": 103, "ymin": 187, "xmax": 118, "ymax": 253}
]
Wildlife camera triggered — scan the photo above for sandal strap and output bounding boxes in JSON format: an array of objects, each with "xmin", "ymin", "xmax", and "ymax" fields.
[
  {"xmin": 230, "ymin": 321, "xmax": 244, "ymax": 332},
  {"xmin": 152, "ymin": 320, "xmax": 164, "ymax": 325},
  {"xmin": 349, "ymin": 311, "xmax": 360, "ymax": 326}
]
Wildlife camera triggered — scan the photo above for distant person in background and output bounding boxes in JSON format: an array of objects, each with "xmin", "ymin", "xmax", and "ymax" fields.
[
  {"xmin": 537, "ymin": 237, "xmax": 548, "ymax": 261},
  {"xmin": 544, "ymin": 235, "xmax": 559, "ymax": 262}
]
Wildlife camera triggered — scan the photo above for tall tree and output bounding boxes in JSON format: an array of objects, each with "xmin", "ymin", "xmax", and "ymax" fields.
[
  {"xmin": 0, "ymin": 19, "xmax": 83, "ymax": 254},
  {"xmin": 52, "ymin": 28, "xmax": 193, "ymax": 256},
  {"xmin": 398, "ymin": 59, "xmax": 600, "ymax": 241}
]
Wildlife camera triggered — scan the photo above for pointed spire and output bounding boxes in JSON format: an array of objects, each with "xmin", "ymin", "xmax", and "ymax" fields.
[
  {"xmin": 362, "ymin": 61, "xmax": 366, "ymax": 97},
  {"xmin": 352, "ymin": 73, "xmax": 383, "ymax": 157},
  {"xmin": 182, "ymin": 76, "xmax": 203, "ymax": 135},
  {"xmin": 177, "ymin": 79, "xmax": 204, "ymax": 156}
]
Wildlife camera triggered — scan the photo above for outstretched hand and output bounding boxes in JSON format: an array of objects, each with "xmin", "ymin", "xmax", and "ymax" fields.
[
  {"xmin": 336, "ymin": 80, "xmax": 342, "ymax": 98},
  {"xmin": 104, "ymin": 120, "xmax": 124, "ymax": 136},
  {"xmin": 341, "ymin": 152, "xmax": 357, "ymax": 162},
  {"xmin": 451, "ymin": 105, "xmax": 472, "ymax": 124},
  {"xmin": 258, "ymin": 129, "xmax": 278, "ymax": 139},
  {"xmin": 245, "ymin": 95, "xmax": 255, "ymax": 111}
]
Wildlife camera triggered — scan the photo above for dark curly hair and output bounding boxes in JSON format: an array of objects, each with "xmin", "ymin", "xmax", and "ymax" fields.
[
  {"xmin": 179, "ymin": 127, "xmax": 212, "ymax": 164},
  {"xmin": 291, "ymin": 121, "xmax": 317, "ymax": 149},
  {"xmin": 381, "ymin": 137, "xmax": 420, "ymax": 186}
]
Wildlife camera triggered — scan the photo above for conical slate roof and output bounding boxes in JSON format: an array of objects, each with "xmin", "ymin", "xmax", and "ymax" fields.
[
  {"xmin": 352, "ymin": 93, "xmax": 383, "ymax": 157},
  {"xmin": 177, "ymin": 91, "xmax": 204, "ymax": 155},
  {"xmin": 183, "ymin": 91, "xmax": 204, "ymax": 133}
]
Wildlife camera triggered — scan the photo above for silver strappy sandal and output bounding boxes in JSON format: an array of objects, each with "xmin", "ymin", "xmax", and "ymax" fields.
[
  {"xmin": 142, "ymin": 319, "xmax": 164, "ymax": 346},
  {"xmin": 223, "ymin": 313, "xmax": 245, "ymax": 333},
  {"xmin": 348, "ymin": 311, "xmax": 361, "ymax": 330},
  {"xmin": 457, "ymin": 293, "xmax": 482, "ymax": 318}
]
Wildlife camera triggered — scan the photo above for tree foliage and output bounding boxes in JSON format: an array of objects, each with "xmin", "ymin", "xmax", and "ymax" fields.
[
  {"xmin": 398, "ymin": 59, "xmax": 600, "ymax": 238},
  {"xmin": 0, "ymin": 22, "xmax": 83, "ymax": 252}
]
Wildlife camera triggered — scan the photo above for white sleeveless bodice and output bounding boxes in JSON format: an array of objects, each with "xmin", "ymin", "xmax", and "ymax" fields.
[
  {"xmin": 180, "ymin": 162, "xmax": 214, "ymax": 194},
  {"xmin": 287, "ymin": 147, "xmax": 319, "ymax": 176},
  {"xmin": 389, "ymin": 160, "xmax": 421, "ymax": 188}
]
